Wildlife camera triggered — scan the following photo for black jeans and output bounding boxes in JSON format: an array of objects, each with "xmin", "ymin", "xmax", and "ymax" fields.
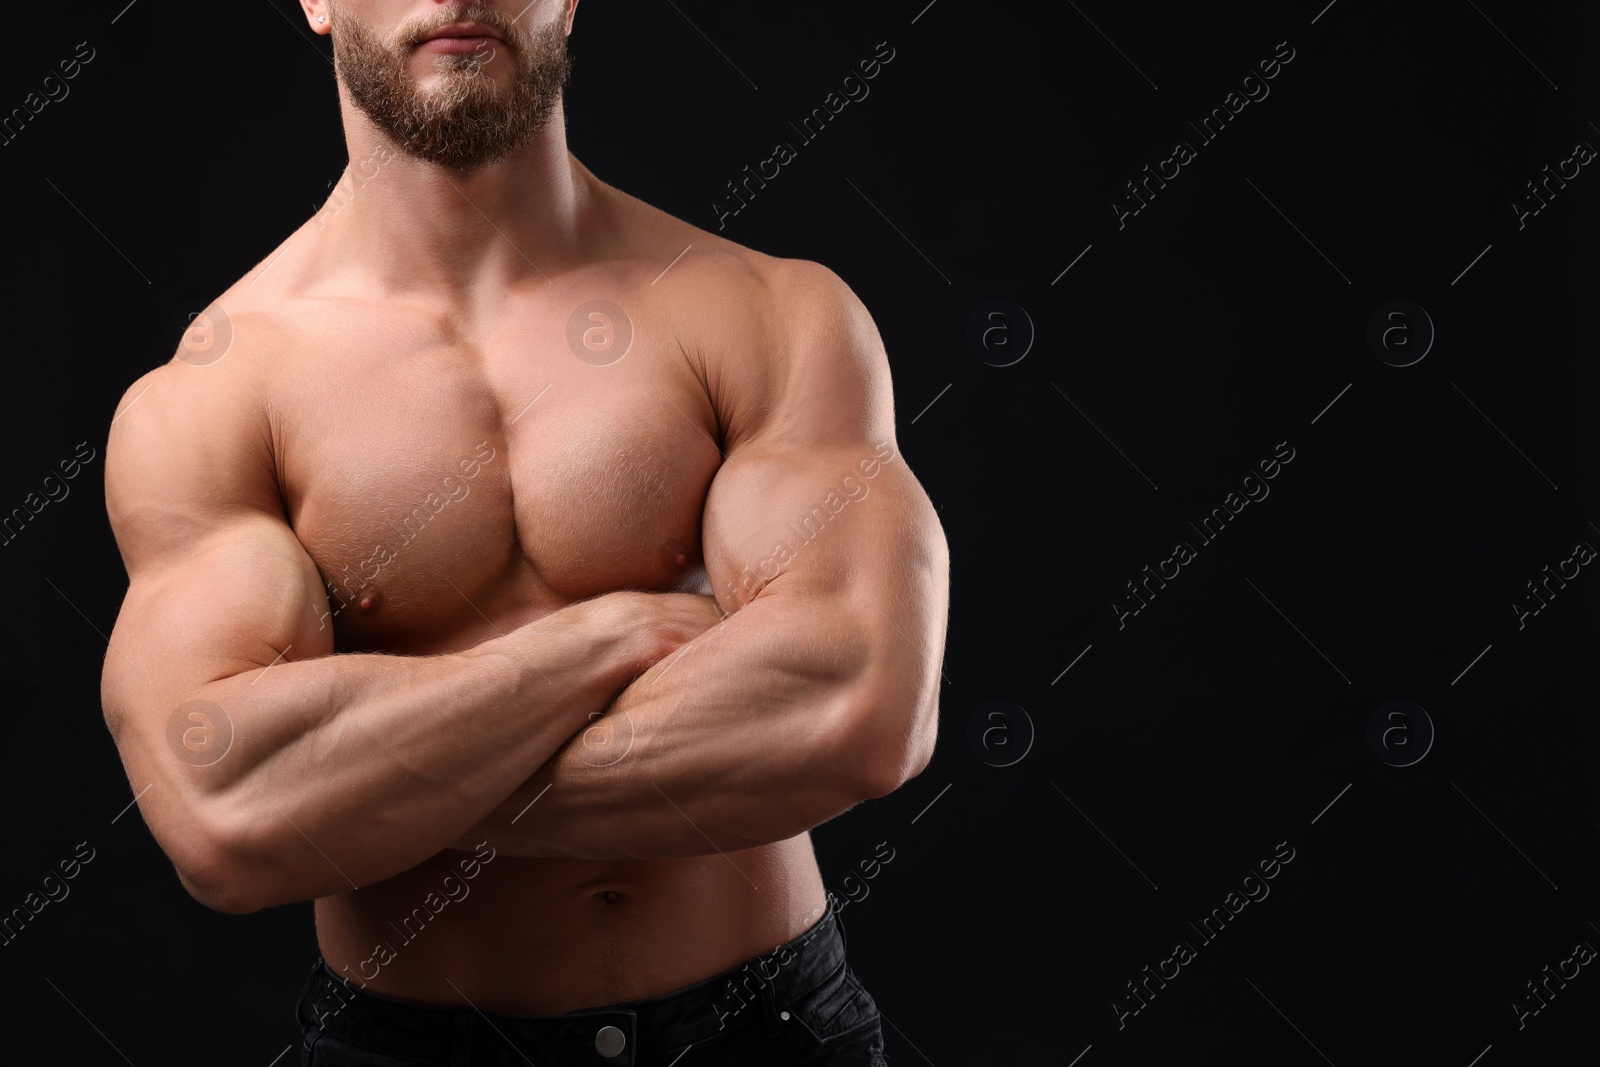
[{"xmin": 295, "ymin": 906, "xmax": 887, "ymax": 1065}]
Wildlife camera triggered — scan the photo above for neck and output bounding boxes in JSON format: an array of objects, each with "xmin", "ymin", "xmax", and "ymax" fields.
[{"xmin": 313, "ymin": 92, "xmax": 592, "ymax": 299}]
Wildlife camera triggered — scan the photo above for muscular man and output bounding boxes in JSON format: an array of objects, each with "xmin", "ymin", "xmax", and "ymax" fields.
[{"xmin": 99, "ymin": 2, "xmax": 948, "ymax": 1064}]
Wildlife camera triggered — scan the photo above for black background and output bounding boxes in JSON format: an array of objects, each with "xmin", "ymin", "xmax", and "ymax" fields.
[{"xmin": 2, "ymin": 1, "xmax": 1598, "ymax": 1063}]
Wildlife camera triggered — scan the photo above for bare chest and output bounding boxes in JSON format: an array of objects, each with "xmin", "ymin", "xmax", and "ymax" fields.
[{"xmin": 266, "ymin": 304, "xmax": 721, "ymax": 652}]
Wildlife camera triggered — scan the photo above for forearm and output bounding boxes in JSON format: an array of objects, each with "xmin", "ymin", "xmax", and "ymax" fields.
[
  {"xmin": 463, "ymin": 591, "xmax": 904, "ymax": 860},
  {"xmin": 160, "ymin": 595, "xmax": 652, "ymax": 910}
]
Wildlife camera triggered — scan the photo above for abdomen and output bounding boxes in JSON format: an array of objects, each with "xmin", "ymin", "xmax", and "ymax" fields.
[{"xmin": 314, "ymin": 833, "xmax": 826, "ymax": 1014}]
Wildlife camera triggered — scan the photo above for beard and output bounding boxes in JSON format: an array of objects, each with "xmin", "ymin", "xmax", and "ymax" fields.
[{"xmin": 328, "ymin": 1, "xmax": 573, "ymax": 170}]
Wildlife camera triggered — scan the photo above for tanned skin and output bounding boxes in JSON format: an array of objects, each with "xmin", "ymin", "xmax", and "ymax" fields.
[{"xmin": 99, "ymin": 0, "xmax": 948, "ymax": 1014}]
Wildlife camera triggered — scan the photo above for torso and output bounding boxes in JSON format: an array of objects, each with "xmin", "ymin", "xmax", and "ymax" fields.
[{"xmin": 214, "ymin": 177, "xmax": 827, "ymax": 1014}]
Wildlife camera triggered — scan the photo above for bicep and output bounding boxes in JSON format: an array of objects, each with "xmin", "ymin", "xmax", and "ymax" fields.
[
  {"xmin": 104, "ymin": 516, "xmax": 334, "ymax": 723},
  {"xmin": 701, "ymin": 439, "xmax": 934, "ymax": 611}
]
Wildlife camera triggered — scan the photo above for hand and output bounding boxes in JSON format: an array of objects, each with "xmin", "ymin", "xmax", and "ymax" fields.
[
  {"xmin": 638, "ymin": 591, "xmax": 725, "ymax": 666},
  {"xmin": 591, "ymin": 589, "xmax": 725, "ymax": 670}
]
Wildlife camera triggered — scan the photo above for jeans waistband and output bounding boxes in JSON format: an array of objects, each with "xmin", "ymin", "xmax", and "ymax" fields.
[{"xmin": 296, "ymin": 904, "xmax": 850, "ymax": 1064}]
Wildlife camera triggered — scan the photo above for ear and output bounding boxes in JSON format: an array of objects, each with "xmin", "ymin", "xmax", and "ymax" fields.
[
  {"xmin": 299, "ymin": 1, "xmax": 331, "ymax": 36},
  {"xmin": 565, "ymin": 0, "xmax": 580, "ymax": 35}
]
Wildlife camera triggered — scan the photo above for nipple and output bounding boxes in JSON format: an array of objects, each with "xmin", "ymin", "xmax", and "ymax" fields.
[
  {"xmin": 354, "ymin": 587, "xmax": 383, "ymax": 613},
  {"xmin": 660, "ymin": 539, "xmax": 694, "ymax": 570}
]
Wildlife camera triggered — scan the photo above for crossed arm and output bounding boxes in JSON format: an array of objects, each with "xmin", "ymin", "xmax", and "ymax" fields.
[
  {"xmin": 455, "ymin": 262, "xmax": 949, "ymax": 860},
  {"xmin": 99, "ymin": 260, "xmax": 946, "ymax": 912}
]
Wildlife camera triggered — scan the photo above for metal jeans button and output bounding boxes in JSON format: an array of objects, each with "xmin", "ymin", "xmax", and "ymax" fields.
[{"xmin": 595, "ymin": 1024, "xmax": 627, "ymax": 1058}]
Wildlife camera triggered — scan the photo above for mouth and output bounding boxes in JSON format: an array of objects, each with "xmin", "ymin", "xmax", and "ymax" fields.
[{"xmin": 415, "ymin": 22, "xmax": 505, "ymax": 53}]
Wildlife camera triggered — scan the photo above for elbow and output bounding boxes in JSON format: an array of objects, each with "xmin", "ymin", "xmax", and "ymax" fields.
[
  {"xmin": 168, "ymin": 803, "xmax": 273, "ymax": 915},
  {"xmin": 178, "ymin": 863, "xmax": 263, "ymax": 915},
  {"xmin": 841, "ymin": 686, "xmax": 938, "ymax": 800},
  {"xmin": 860, "ymin": 735, "xmax": 935, "ymax": 800}
]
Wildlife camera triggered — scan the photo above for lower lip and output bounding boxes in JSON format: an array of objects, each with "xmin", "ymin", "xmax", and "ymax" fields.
[{"xmin": 418, "ymin": 35, "xmax": 501, "ymax": 54}]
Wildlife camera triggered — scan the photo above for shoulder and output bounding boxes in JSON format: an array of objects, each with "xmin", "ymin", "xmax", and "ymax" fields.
[
  {"xmin": 104, "ymin": 300, "xmax": 291, "ymax": 561},
  {"xmin": 595, "ymin": 173, "xmax": 893, "ymax": 442},
  {"xmin": 600, "ymin": 179, "xmax": 877, "ymax": 353},
  {"xmin": 645, "ymin": 246, "xmax": 891, "ymax": 447}
]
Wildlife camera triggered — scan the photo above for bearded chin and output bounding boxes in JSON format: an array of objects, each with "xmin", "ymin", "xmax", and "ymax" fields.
[{"xmin": 332, "ymin": 16, "xmax": 572, "ymax": 170}]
